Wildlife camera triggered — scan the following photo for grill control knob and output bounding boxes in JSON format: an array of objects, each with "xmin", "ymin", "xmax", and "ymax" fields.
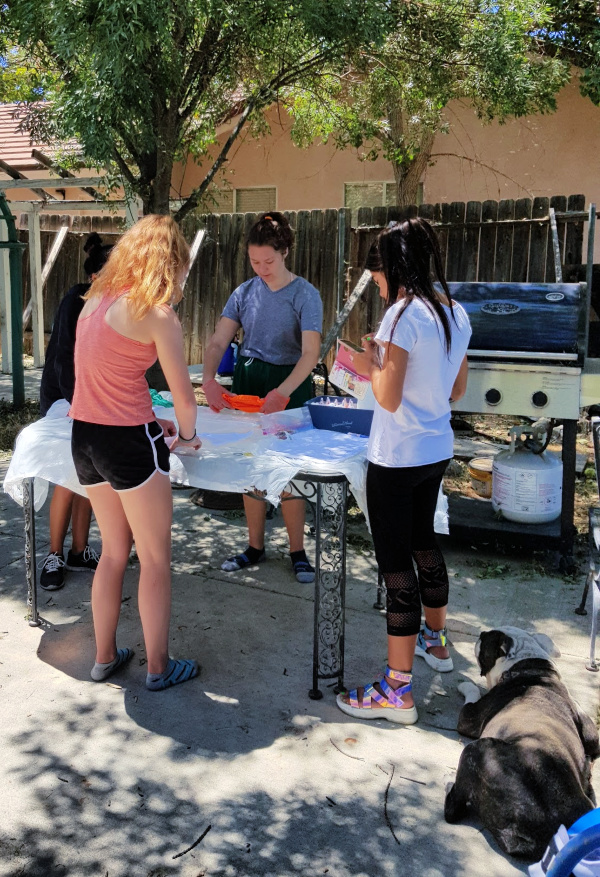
[
  {"xmin": 532, "ymin": 391, "xmax": 549, "ymax": 408},
  {"xmin": 485, "ymin": 388, "xmax": 502, "ymax": 406}
]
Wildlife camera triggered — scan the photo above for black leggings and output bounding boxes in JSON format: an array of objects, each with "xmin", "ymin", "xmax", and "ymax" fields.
[{"xmin": 367, "ymin": 459, "xmax": 450, "ymax": 637}]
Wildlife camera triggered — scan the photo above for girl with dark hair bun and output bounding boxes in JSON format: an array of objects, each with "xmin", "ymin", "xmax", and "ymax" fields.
[
  {"xmin": 337, "ymin": 217, "xmax": 472, "ymax": 725},
  {"xmin": 38, "ymin": 232, "xmax": 114, "ymax": 592},
  {"xmin": 202, "ymin": 211, "xmax": 323, "ymax": 583}
]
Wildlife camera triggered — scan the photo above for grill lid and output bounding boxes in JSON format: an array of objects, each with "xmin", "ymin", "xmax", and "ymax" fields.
[{"xmin": 441, "ymin": 282, "xmax": 585, "ymax": 361}]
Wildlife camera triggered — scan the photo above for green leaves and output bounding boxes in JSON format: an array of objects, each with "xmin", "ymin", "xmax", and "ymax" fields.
[
  {"xmin": 5, "ymin": 0, "xmax": 393, "ymax": 213},
  {"xmin": 288, "ymin": 0, "xmax": 572, "ymax": 205}
]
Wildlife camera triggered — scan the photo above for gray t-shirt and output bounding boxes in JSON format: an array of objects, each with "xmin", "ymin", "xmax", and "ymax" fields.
[{"xmin": 221, "ymin": 275, "xmax": 323, "ymax": 365}]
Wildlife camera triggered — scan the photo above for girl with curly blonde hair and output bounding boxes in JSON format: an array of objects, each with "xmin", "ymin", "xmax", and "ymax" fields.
[{"xmin": 70, "ymin": 214, "xmax": 202, "ymax": 691}]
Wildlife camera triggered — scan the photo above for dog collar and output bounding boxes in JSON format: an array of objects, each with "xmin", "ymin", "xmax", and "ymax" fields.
[{"xmin": 499, "ymin": 658, "xmax": 557, "ymax": 685}]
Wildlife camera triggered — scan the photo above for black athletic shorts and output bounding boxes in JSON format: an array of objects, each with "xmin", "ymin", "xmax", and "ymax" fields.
[{"xmin": 72, "ymin": 419, "xmax": 170, "ymax": 491}]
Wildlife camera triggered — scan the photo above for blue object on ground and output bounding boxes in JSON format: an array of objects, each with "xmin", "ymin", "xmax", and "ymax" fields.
[
  {"xmin": 304, "ymin": 396, "xmax": 373, "ymax": 436},
  {"xmin": 545, "ymin": 824, "xmax": 600, "ymax": 877}
]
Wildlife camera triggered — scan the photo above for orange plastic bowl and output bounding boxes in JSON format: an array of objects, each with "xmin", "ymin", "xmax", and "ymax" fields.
[{"xmin": 223, "ymin": 393, "xmax": 264, "ymax": 413}]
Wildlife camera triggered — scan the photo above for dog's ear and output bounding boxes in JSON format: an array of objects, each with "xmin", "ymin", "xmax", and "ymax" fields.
[
  {"xmin": 478, "ymin": 630, "xmax": 513, "ymax": 677},
  {"xmin": 530, "ymin": 632, "xmax": 561, "ymax": 658}
]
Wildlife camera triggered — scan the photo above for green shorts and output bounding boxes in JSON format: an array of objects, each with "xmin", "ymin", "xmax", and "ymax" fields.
[{"xmin": 232, "ymin": 354, "xmax": 313, "ymax": 409}]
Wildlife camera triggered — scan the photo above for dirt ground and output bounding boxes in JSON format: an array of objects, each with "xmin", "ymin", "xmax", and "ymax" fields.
[{"xmin": 444, "ymin": 413, "xmax": 597, "ymax": 537}]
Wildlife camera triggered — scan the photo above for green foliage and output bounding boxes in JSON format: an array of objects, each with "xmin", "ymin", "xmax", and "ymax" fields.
[
  {"xmin": 544, "ymin": 0, "xmax": 600, "ymax": 105},
  {"xmin": 289, "ymin": 0, "xmax": 571, "ymax": 205},
  {"xmin": 5, "ymin": 0, "xmax": 392, "ymax": 215}
]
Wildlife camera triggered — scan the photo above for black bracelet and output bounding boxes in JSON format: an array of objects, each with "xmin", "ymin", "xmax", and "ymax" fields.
[{"xmin": 178, "ymin": 429, "xmax": 197, "ymax": 443}]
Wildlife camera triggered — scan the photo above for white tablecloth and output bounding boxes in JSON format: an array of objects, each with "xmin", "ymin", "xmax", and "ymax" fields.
[{"xmin": 3, "ymin": 399, "xmax": 449, "ymax": 534}]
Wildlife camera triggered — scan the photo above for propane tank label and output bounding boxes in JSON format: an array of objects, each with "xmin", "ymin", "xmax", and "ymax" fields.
[{"xmin": 493, "ymin": 467, "xmax": 560, "ymax": 513}]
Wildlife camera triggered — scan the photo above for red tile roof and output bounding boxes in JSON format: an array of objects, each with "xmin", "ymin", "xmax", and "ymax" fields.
[
  {"xmin": 0, "ymin": 103, "xmax": 48, "ymax": 171},
  {"xmin": 0, "ymin": 102, "xmax": 80, "ymax": 172}
]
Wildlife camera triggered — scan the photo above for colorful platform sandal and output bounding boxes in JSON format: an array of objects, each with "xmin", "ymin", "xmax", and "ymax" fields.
[
  {"xmin": 415, "ymin": 623, "xmax": 454, "ymax": 672},
  {"xmin": 336, "ymin": 666, "xmax": 418, "ymax": 725}
]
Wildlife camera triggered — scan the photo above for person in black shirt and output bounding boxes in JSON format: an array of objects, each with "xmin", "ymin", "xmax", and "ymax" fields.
[{"xmin": 39, "ymin": 233, "xmax": 112, "ymax": 590}]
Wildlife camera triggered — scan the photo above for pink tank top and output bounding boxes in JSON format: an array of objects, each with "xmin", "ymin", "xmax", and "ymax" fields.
[{"xmin": 69, "ymin": 293, "xmax": 157, "ymax": 426}]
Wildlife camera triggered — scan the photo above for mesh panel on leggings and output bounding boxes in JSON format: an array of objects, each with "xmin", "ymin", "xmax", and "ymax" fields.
[
  {"xmin": 384, "ymin": 569, "xmax": 421, "ymax": 636},
  {"xmin": 413, "ymin": 548, "xmax": 449, "ymax": 609}
]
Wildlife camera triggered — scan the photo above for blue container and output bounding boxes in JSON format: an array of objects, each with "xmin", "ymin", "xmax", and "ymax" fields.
[
  {"xmin": 217, "ymin": 343, "xmax": 237, "ymax": 377},
  {"xmin": 304, "ymin": 397, "xmax": 373, "ymax": 436}
]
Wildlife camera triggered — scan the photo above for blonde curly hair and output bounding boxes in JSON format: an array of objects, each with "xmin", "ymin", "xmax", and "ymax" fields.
[{"xmin": 84, "ymin": 214, "xmax": 190, "ymax": 320}]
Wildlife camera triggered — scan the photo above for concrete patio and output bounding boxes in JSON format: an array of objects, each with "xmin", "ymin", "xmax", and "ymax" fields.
[{"xmin": 1, "ymin": 445, "xmax": 598, "ymax": 877}]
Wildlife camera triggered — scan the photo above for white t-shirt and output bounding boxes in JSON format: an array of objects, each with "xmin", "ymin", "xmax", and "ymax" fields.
[{"xmin": 367, "ymin": 297, "xmax": 472, "ymax": 468}]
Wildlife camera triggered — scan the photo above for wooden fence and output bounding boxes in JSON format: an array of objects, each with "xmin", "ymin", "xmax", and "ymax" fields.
[{"xmin": 16, "ymin": 194, "xmax": 589, "ymax": 364}]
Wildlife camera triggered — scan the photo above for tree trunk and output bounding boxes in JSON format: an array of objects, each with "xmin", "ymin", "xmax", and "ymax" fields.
[
  {"xmin": 387, "ymin": 98, "xmax": 436, "ymax": 207},
  {"xmin": 391, "ymin": 128, "xmax": 435, "ymax": 207},
  {"xmin": 143, "ymin": 112, "xmax": 179, "ymax": 215}
]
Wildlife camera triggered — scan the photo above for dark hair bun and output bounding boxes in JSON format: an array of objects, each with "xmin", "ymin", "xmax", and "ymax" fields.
[
  {"xmin": 247, "ymin": 211, "xmax": 294, "ymax": 253},
  {"xmin": 83, "ymin": 233, "xmax": 113, "ymax": 276},
  {"xmin": 83, "ymin": 232, "xmax": 103, "ymax": 253}
]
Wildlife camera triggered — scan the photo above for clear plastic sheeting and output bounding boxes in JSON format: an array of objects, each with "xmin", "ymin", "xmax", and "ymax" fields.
[{"xmin": 3, "ymin": 400, "xmax": 449, "ymax": 534}]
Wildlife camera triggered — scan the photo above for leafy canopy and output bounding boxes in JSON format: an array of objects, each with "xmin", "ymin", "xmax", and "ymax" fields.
[
  {"xmin": 288, "ymin": 0, "xmax": 571, "ymax": 204},
  {"xmin": 5, "ymin": 0, "xmax": 391, "ymax": 215}
]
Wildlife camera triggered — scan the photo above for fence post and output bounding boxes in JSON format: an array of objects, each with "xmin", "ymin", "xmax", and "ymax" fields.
[
  {"xmin": 0, "ymin": 219, "xmax": 12, "ymax": 373},
  {"xmin": 27, "ymin": 206, "xmax": 45, "ymax": 367}
]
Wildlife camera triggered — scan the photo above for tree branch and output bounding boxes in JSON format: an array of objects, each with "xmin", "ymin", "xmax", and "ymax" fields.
[
  {"xmin": 112, "ymin": 147, "xmax": 138, "ymax": 188},
  {"xmin": 174, "ymin": 97, "xmax": 257, "ymax": 222},
  {"xmin": 174, "ymin": 48, "xmax": 334, "ymax": 222}
]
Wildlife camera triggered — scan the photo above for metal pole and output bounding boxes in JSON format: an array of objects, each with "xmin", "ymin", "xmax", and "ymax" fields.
[
  {"xmin": 585, "ymin": 204, "xmax": 596, "ymax": 361},
  {"xmin": 336, "ymin": 209, "xmax": 346, "ymax": 317},
  {"xmin": 0, "ymin": 194, "xmax": 25, "ymax": 405},
  {"xmin": 549, "ymin": 207, "xmax": 563, "ymax": 283},
  {"xmin": 23, "ymin": 477, "xmax": 40, "ymax": 626}
]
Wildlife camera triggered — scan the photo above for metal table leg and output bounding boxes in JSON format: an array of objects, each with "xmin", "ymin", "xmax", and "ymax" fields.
[
  {"xmin": 559, "ymin": 419, "xmax": 577, "ymax": 574},
  {"xmin": 373, "ymin": 570, "xmax": 386, "ymax": 610},
  {"xmin": 289, "ymin": 473, "xmax": 348, "ymax": 699},
  {"xmin": 23, "ymin": 477, "xmax": 40, "ymax": 627}
]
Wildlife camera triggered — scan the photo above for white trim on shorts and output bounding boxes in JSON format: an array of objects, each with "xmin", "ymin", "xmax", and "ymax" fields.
[{"xmin": 114, "ymin": 423, "xmax": 170, "ymax": 493}]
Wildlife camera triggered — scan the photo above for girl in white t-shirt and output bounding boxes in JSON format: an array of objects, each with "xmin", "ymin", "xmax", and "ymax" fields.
[{"xmin": 337, "ymin": 218, "xmax": 472, "ymax": 725}]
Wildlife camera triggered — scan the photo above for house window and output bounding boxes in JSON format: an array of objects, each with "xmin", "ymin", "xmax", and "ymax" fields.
[
  {"xmin": 345, "ymin": 181, "xmax": 424, "ymax": 222},
  {"xmin": 344, "ymin": 182, "xmax": 388, "ymax": 213},
  {"xmin": 234, "ymin": 187, "xmax": 277, "ymax": 213},
  {"xmin": 208, "ymin": 187, "xmax": 234, "ymax": 213}
]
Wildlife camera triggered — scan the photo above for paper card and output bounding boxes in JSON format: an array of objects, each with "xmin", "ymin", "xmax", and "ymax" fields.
[{"xmin": 329, "ymin": 361, "xmax": 371, "ymax": 400}]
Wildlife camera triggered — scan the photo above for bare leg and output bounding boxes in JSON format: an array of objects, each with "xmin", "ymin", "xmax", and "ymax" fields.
[
  {"xmin": 70, "ymin": 495, "xmax": 93, "ymax": 554},
  {"xmin": 386, "ymin": 633, "xmax": 417, "ymax": 709},
  {"xmin": 243, "ymin": 494, "xmax": 267, "ymax": 550},
  {"xmin": 85, "ymin": 484, "xmax": 133, "ymax": 665},
  {"xmin": 423, "ymin": 605, "xmax": 450, "ymax": 660},
  {"xmin": 119, "ymin": 472, "xmax": 173, "ymax": 675},
  {"xmin": 48, "ymin": 486, "xmax": 75, "ymax": 554},
  {"xmin": 280, "ymin": 497, "xmax": 306, "ymax": 553}
]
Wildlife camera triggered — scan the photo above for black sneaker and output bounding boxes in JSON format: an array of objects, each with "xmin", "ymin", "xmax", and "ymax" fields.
[
  {"xmin": 40, "ymin": 552, "xmax": 66, "ymax": 590},
  {"xmin": 66, "ymin": 545, "xmax": 100, "ymax": 572}
]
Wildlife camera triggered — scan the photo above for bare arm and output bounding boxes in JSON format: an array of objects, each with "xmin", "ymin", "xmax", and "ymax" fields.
[
  {"xmin": 150, "ymin": 307, "xmax": 198, "ymax": 442},
  {"xmin": 450, "ymin": 355, "xmax": 468, "ymax": 402},
  {"xmin": 277, "ymin": 330, "xmax": 321, "ymax": 399},
  {"xmin": 353, "ymin": 340, "xmax": 407, "ymax": 413}
]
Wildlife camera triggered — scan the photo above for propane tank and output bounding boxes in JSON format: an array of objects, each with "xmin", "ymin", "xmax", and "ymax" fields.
[{"xmin": 492, "ymin": 423, "xmax": 563, "ymax": 524}]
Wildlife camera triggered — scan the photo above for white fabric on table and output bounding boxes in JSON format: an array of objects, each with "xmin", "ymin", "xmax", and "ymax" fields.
[{"xmin": 3, "ymin": 400, "xmax": 449, "ymax": 534}]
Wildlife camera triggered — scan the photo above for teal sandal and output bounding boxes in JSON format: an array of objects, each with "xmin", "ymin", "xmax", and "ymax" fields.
[
  {"xmin": 336, "ymin": 666, "xmax": 418, "ymax": 725},
  {"xmin": 415, "ymin": 623, "xmax": 453, "ymax": 672}
]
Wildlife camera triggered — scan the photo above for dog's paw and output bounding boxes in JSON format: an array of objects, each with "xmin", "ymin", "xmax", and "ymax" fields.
[{"xmin": 458, "ymin": 680, "xmax": 482, "ymax": 703}]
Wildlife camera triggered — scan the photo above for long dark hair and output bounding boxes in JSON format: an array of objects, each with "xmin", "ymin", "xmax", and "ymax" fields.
[
  {"xmin": 366, "ymin": 218, "xmax": 455, "ymax": 353},
  {"xmin": 246, "ymin": 212, "xmax": 294, "ymax": 253}
]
